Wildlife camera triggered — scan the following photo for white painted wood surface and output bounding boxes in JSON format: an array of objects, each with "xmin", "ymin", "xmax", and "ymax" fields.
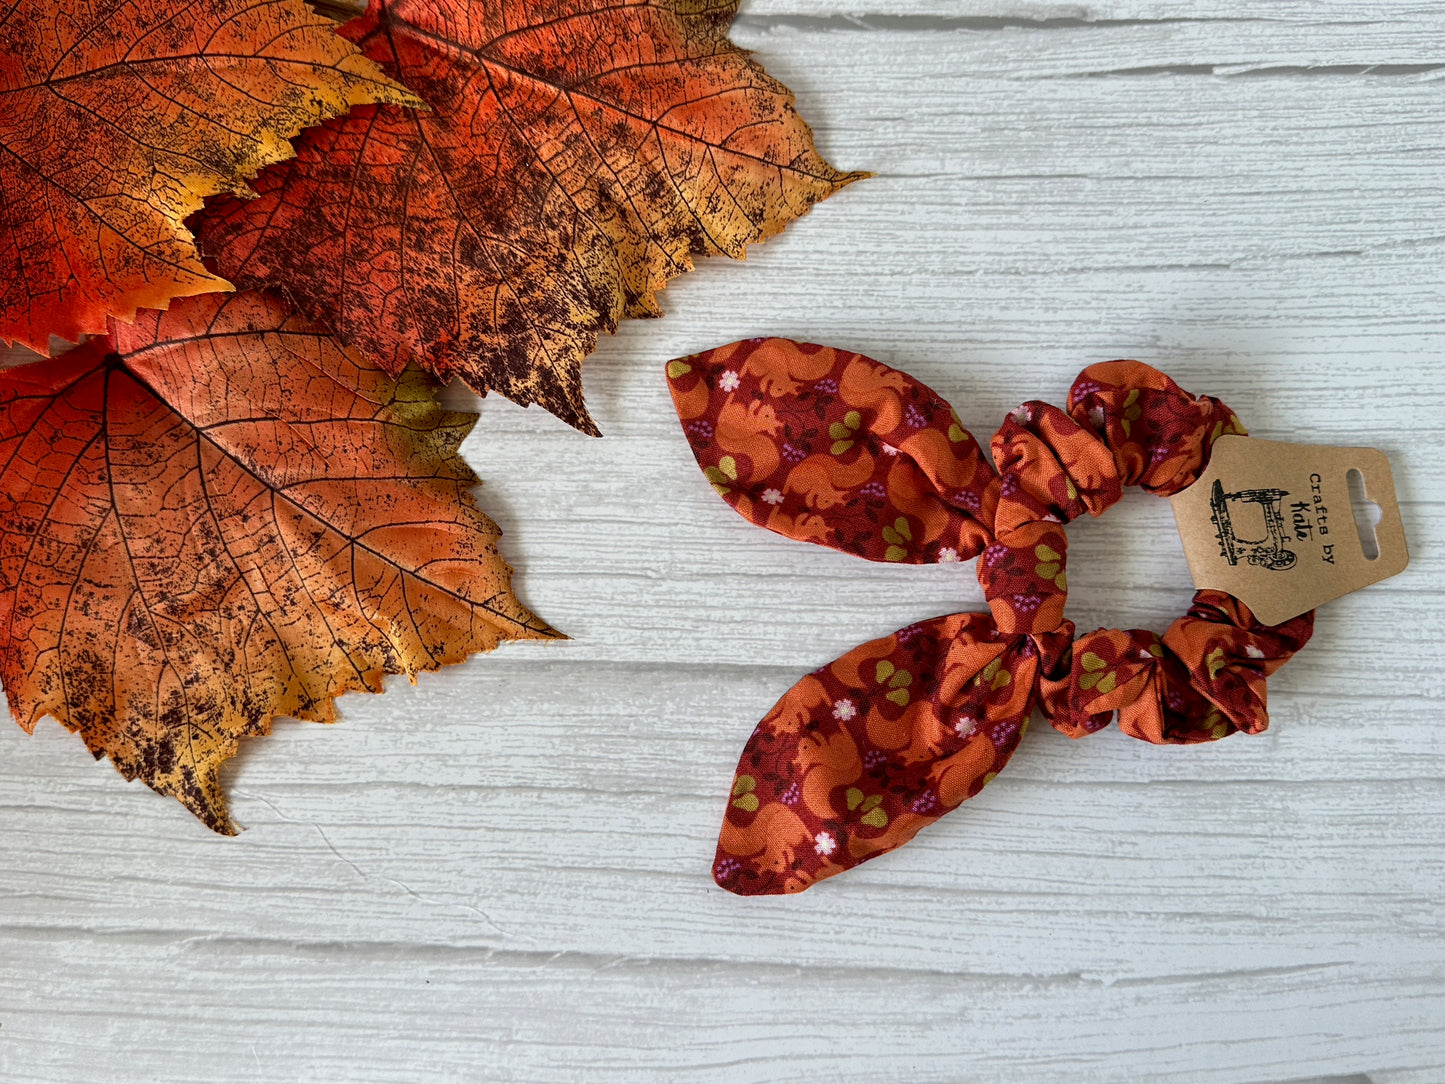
[{"xmin": 3, "ymin": 2, "xmax": 1443, "ymax": 1080}]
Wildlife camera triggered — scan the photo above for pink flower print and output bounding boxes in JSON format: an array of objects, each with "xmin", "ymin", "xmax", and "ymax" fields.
[
  {"xmin": 833, "ymin": 698, "xmax": 857, "ymax": 721},
  {"xmin": 814, "ymin": 831, "xmax": 837, "ymax": 856},
  {"xmin": 717, "ymin": 370, "xmax": 741, "ymax": 392},
  {"xmin": 761, "ymin": 488, "xmax": 784, "ymax": 505}
]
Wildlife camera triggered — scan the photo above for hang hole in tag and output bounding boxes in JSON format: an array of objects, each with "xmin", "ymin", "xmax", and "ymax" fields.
[{"xmin": 1347, "ymin": 467, "xmax": 1382, "ymax": 561}]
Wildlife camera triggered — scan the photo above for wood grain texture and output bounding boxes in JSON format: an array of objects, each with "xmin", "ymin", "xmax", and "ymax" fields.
[{"xmin": 2, "ymin": 1, "xmax": 1443, "ymax": 1080}]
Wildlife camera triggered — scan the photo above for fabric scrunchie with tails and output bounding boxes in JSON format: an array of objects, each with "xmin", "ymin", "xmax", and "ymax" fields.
[{"xmin": 666, "ymin": 339, "xmax": 1314, "ymax": 897}]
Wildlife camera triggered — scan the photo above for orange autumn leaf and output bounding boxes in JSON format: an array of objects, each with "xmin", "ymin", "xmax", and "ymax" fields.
[
  {"xmin": 197, "ymin": 0, "xmax": 866, "ymax": 435},
  {"xmin": 0, "ymin": 0, "xmax": 421, "ymax": 354},
  {"xmin": 0, "ymin": 291, "xmax": 559, "ymax": 832}
]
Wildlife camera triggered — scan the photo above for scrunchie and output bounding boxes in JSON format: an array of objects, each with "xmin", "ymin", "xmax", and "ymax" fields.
[{"xmin": 666, "ymin": 339, "xmax": 1314, "ymax": 896}]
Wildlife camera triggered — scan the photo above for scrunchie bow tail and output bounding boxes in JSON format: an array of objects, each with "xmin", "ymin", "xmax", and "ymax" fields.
[{"xmin": 668, "ymin": 339, "xmax": 1062, "ymax": 893}]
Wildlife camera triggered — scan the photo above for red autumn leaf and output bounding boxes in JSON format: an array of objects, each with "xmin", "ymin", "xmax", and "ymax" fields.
[
  {"xmin": 0, "ymin": 0, "xmax": 420, "ymax": 353},
  {"xmin": 197, "ymin": 0, "xmax": 865, "ymax": 435},
  {"xmin": 0, "ymin": 291, "xmax": 559, "ymax": 832}
]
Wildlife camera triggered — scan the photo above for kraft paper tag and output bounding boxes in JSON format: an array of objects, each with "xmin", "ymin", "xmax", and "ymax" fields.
[{"xmin": 1170, "ymin": 436, "xmax": 1408, "ymax": 625}]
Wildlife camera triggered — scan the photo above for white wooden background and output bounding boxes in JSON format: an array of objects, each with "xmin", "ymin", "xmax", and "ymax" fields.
[{"xmin": 3, "ymin": 2, "xmax": 1444, "ymax": 1081}]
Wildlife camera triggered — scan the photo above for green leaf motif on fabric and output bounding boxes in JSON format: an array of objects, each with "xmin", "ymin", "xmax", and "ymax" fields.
[
  {"xmin": 703, "ymin": 455, "xmax": 738, "ymax": 495},
  {"xmin": 828, "ymin": 410, "xmax": 862, "ymax": 454},
  {"xmin": 881, "ymin": 517, "xmax": 912, "ymax": 561},
  {"xmin": 875, "ymin": 659, "xmax": 913, "ymax": 705},
  {"xmin": 1034, "ymin": 541, "xmax": 1066, "ymax": 588},
  {"xmin": 731, "ymin": 774, "xmax": 759, "ymax": 812},
  {"xmin": 845, "ymin": 788, "xmax": 887, "ymax": 827},
  {"xmin": 1121, "ymin": 387, "xmax": 1142, "ymax": 436},
  {"xmin": 1203, "ymin": 707, "xmax": 1229, "ymax": 740},
  {"xmin": 1206, "ymin": 646, "xmax": 1228, "ymax": 680},
  {"xmin": 1078, "ymin": 650, "xmax": 1117, "ymax": 693},
  {"xmin": 881, "ymin": 517, "xmax": 912, "ymax": 545}
]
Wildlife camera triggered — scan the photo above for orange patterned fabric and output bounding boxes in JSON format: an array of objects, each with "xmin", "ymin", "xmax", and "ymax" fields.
[{"xmin": 667, "ymin": 340, "xmax": 1315, "ymax": 896}]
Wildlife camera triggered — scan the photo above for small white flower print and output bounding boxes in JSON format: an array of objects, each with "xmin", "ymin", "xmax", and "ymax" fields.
[
  {"xmin": 955, "ymin": 715, "xmax": 978, "ymax": 738},
  {"xmin": 1088, "ymin": 405, "xmax": 1105, "ymax": 429},
  {"xmin": 814, "ymin": 831, "xmax": 837, "ymax": 856},
  {"xmin": 832, "ymin": 698, "xmax": 857, "ymax": 721},
  {"xmin": 1010, "ymin": 405, "xmax": 1032, "ymax": 425},
  {"xmin": 761, "ymin": 488, "xmax": 784, "ymax": 505},
  {"xmin": 718, "ymin": 370, "xmax": 740, "ymax": 392},
  {"xmin": 880, "ymin": 442, "xmax": 900, "ymax": 456},
  {"xmin": 1245, "ymin": 644, "xmax": 1265, "ymax": 659},
  {"xmin": 937, "ymin": 547, "xmax": 960, "ymax": 563}
]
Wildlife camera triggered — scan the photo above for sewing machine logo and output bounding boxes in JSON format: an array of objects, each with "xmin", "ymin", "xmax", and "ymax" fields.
[{"xmin": 1210, "ymin": 480, "xmax": 1298, "ymax": 571}]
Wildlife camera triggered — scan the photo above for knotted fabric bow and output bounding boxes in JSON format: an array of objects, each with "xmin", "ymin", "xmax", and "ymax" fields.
[{"xmin": 666, "ymin": 339, "xmax": 1314, "ymax": 896}]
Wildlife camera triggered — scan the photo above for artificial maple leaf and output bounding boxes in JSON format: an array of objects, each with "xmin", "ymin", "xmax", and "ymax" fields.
[
  {"xmin": 0, "ymin": 0, "xmax": 422, "ymax": 354},
  {"xmin": 0, "ymin": 291, "xmax": 559, "ymax": 832},
  {"xmin": 197, "ymin": 0, "xmax": 865, "ymax": 435}
]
